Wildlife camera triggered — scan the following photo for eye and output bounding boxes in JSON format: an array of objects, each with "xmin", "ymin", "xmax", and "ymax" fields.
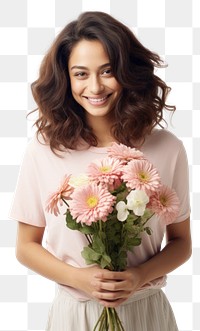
[
  {"xmin": 101, "ymin": 68, "xmax": 113, "ymax": 76},
  {"xmin": 74, "ymin": 72, "xmax": 87, "ymax": 78}
]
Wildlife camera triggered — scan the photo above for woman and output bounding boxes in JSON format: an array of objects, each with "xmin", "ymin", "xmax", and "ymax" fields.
[{"xmin": 10, "ymin": 11, "xmax": 191, "ymax": 330}]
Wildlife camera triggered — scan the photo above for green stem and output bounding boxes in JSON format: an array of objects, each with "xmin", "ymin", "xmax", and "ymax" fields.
[
  {"xmin": 113, "ymin": 308, "xmax": 125, "ymax": 331},
  {"xmin": 61, "ymin": 198, "xmax": 69, "ymax": 207},
  {"xmin": 85, "ymin": 234, "xmax": 92, "ymax": 245},
  {"xmin": 133, "ymin": 213, "xmax": 155, "ymax": 239},
  {"xmin": 93, "ymin": 308, "xmax": 105, "ymax": 331},
  {"xmin": 99, "ymin": 220, "xmax": 102, "ymax": 233},
  {"xmin": 93, "ymin": 307, "xmax": 125, "ymax": 331},
  {"xmin": 106, "ymin": 308, "xmax": 115, "ymax": 331},
  {"xmin": 141, "ymin": 212, "xmax": 155, "ymax": 227}
]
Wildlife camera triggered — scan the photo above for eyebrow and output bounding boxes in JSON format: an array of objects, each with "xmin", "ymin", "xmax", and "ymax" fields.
[{"xmin": 70, "ymin": 63, "xmax": 111, "ymax": 70}]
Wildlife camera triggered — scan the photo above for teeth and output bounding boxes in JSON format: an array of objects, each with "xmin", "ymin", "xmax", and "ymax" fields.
[{"xmin": 88, "ymin": 96, "xmax": 107, "ymax": 102}]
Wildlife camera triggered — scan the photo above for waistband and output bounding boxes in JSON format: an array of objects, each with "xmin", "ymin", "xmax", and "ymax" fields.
[{"xmin": 121, "ymin": 288, "xmax": 161, "ymax": 305}]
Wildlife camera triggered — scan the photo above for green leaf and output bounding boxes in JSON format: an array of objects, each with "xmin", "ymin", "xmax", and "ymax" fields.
[
  {"xmin": 144, "ymin": 226, "xmax": 153, "ymax": 235},
  {"xmin": 92, "ymin": 235, "xmax": 106, "ymax": 254},
  {"xmin": 128, "ymin": 237, "xmax": 141, "ymax": 247},
  {"xmin": 81, "ymin": 247, "xmax": 101, "ymax": 264},
  {"xmin": 127, "ymin": 214, "xmax": 139, "ymax": 222},
  {"xmin": 66, "ymin": 211, "xmax": 80, "ymax": 230},
  {"xmin": 125, "ymin": 237, "xmax": 142, "ymax": 251},
  {"xmin": 79, "ymin": 225, "xmax": 94, "ymax": 235},
  {"xmin": 100, "ymin": 254, "xmax": 111, "ymax": 269}
]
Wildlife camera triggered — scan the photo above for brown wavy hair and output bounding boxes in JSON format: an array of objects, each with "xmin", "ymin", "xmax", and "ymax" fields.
[{"xmin": 31, "ymin": 11, "xmax": 175, "ymax": 152}]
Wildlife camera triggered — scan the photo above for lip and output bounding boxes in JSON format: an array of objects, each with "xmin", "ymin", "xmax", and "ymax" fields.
[{"xmin": 83, "ymin": 94, "xmax": 112, "ymax": 106}]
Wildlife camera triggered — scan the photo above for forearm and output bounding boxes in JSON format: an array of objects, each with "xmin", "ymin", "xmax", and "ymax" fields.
[
  {"xmin": 16, "ymin": 241, "xmax": 78, "ymax": 287},
  {"xmin": 16, "ymin": 222, "xmax": 103, "ymax": 299},
  {"xmin": 136, "ymin": 236, "xmax": 192, "ymax": 288},
  {"xmin": 16, "ymin": 239, "xmax": 104, "ymax": 300}
]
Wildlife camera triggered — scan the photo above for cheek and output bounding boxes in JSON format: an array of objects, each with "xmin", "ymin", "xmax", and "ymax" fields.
[
  {"xmin": 70, "ymin": 78, "xmax": 83, "ymax": 96},
  {"xmin": 110, "ymin": 79, "xmax": 122, "ymax": 93},
  {"xmin": 114, "ymin": 84, "xmax": 122, "ymax": 95}
]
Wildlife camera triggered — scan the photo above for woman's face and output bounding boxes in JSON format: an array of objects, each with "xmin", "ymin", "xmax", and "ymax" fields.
[{"xmin": 68, "ymin": 39, "xmax": 122, "ymax": 121}]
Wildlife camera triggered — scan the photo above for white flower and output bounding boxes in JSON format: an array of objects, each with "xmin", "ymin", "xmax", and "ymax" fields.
[
  {"xmin": 69, "ymin": 174, "xmax": 90, "ymax": 188},
  {"xmin": 116, "ymin": 201, "xmax": 129, "ymax": 222},
  {"xmin": 126, "ymin": 190, "xmax": 149, "ymax": 216}
]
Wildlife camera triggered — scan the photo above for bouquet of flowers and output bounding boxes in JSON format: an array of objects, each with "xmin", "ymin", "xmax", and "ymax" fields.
[{"xmin": 46, "ymin": 142, "xmax": 180, "ymax": 331}]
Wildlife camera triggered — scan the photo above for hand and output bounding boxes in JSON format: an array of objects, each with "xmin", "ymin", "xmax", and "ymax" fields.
[
  {"xmin": 72, "ymin": 265, "xmax": 103, "ymax": 298},
  {"xmin": 89, "ymin": 267, "xmax": 142, "ymax": 307}
]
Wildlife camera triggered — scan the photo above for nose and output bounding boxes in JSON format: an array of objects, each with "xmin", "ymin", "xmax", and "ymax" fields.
[{"xmin": 89, "ymin": 75, "xmax": 104, "ymax": 94}]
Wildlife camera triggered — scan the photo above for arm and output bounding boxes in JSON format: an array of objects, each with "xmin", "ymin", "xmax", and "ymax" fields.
[
  {"xmin": 16, "ymin": 222, "xmax": 103, "ymax": 297},
  {"xmin": 17, "ymin": 218, "xmax": 191, "ymax": 307},
  {"xmin": 137, "ymin": 217, "xmax": 192, "ymax": 285},
  {"xmin": 92, "ymin": 218, "xmax": 192, "ymax": 307}
]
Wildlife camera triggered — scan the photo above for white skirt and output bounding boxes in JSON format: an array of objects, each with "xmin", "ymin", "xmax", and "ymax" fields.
[{"xmin": 46, "ymin": 287, "xmax": 178, "ymax": 331}]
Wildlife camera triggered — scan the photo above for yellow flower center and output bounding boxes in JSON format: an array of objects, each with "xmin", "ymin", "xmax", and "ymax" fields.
[
  {"xmin": 160, "ymin": 196, "xmax": 167, "ymax": 206},
  {"xmin": 100, "ymin": 166, "xmax": 111, "ymax": 173},
  {"xmin": 138, "ymin": 171, "xmax": 149, "ymax": 182},
  {"xmin": 87, "ymin": 196, "xmax": 98, "ymax": 208}
]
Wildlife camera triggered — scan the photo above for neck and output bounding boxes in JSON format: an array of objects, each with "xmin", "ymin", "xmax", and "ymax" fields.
[{"xmin": 86, "ymin": 114, "xmax": 116, "ymax": 147}]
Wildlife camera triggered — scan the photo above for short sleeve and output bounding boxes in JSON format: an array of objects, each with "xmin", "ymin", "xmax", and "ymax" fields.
[
  {"xmin": 9, "ymin": 142, "xmax": 46, "ymax": 227},
  {"xmin": 172, "ymin": 142, "xmax": 190, "ymax": 223}
]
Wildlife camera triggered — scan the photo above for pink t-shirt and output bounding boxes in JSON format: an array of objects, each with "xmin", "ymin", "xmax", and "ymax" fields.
[{"xmin": 9, "ymin": 129, "xmax": 190, "ymax": 300}]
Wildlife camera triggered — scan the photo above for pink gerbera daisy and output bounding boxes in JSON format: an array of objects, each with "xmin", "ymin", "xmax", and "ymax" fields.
[
  {"xmin": 45, "ymin": 175, "xmax": 73, "ymax": 216},
  {"xmin": 107, "ymin": 142, "xmax": 144, "ymax": 164},
  {"xmin": 69, "ymin": 183, "xmax": 116, "ymax": 225},
  {"xmin": 122, "ymin": 159, "xmax": 161, "ymax": 194},
  {"xmin": 148, "ymin": 185, "xmax": 180, "ymax": 225},
  {"xmin": 87, "ymin": 157, "xmax": 123, "ymax": 189}
]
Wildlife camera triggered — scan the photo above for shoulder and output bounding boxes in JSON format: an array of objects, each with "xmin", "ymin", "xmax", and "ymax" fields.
[
  {"xmin": 147, "ymin": 128, "xmax": 182, "ymax": 144},
  {"xmin": 24, "ymin": 135, "xmax": 84, "ymax": 171},
  {"xmin": 20, "ymin": 134, "xmax": 64, "ymax": 172},
  {"xmin": 141, "ymin": 128, "xmax": 186, "ymax": 166},
  {"xmin": 143, "ymin": 128, "xmax": 183, "ymax": 151},
  {"xmin": 25, "ymin": 134, "xmax": 61, "ymax": 160}
]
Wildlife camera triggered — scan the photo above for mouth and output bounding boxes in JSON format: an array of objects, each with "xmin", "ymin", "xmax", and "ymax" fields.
[{"xmin": 83, "ymin": 94, "xmax": 112, "ymax": 106}]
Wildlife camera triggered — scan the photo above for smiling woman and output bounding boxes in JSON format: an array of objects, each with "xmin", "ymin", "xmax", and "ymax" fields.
[{"xmin": 10, "ymin": 10, "xmax": 191, "ymax": 331}]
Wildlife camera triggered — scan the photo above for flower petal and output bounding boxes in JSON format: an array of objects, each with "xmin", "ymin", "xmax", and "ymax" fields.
[{"xmin": 116, "ymin": 201, "xmax": 129, "ymax": 221}]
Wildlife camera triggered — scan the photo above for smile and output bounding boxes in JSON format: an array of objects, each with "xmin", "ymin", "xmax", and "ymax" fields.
[
  {"xmin": 88, "ymin": 96, "xmax": 108, "ymax": 102},
  {"xmin": 84, "ymin": 94, "xmax": 112, "ymax": 105}
]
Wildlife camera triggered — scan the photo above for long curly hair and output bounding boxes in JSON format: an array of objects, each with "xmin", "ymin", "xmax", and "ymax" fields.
[{"xmin": 31, "ymin": 11, "xmax": 175, "ymax": 152}]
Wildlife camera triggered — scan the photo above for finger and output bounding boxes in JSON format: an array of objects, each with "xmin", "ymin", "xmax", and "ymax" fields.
[
  {"xmin": 92, "ymin": 279, "xmax": 127, "ymax": 292},
  {"xmin": 94, "ymin": 270, "xmax": 126, "ymax": 281},
  {"xmin": 92, "ymin": 289, "xmax": 131, "ymax": 302}
]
